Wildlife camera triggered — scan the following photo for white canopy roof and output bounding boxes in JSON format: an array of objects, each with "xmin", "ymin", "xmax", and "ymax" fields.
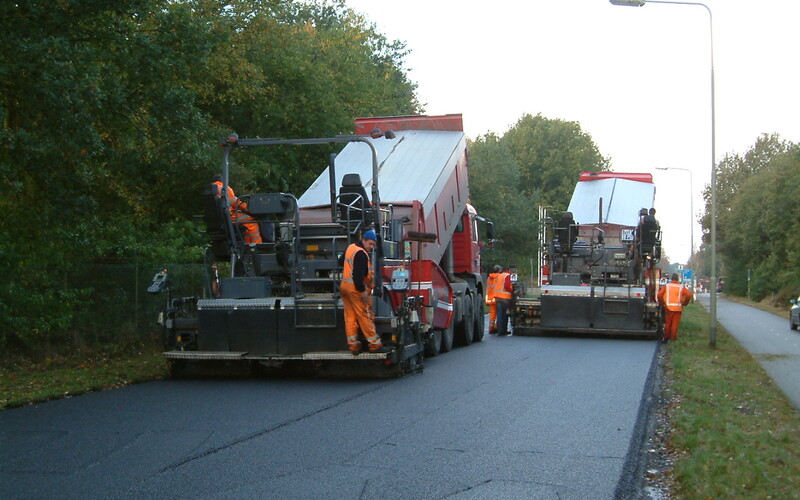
[
  {"xmin": 298, "ymin": 129, "xmax": 466, "ymax": 207},
  {"xmin": 567, "ymin": 177, "xmax": 656, "ymax": 227}
]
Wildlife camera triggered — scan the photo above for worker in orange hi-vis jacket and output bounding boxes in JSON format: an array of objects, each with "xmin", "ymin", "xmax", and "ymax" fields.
[
  {"xmin": 493, "ymin": 267, "xmax": 513, "ymax": 336},
  {"xmin": 657, "ymin": 272, "xmax": 693, "ymax": 343},
  {"xmin": 338, "ymin": 229, "xmax": 385, "ymax": 354},
  {"xmin": 485, "ymin": 265, "xmax": 503, "ymax": 334},
  {"xmin": 212, "ymin": 174, "xmax": 262, "ymax": 245}
]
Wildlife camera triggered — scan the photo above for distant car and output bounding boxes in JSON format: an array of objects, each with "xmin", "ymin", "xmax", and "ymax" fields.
[{"xmin": 791, "ymin": 296, "xmax": 800, "ymax": 331}]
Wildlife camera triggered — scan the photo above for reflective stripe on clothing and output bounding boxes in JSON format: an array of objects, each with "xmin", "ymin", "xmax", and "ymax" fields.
[
  {"xmin": 213, "ymin": 181, "xmax": 248, "ymax": 215},
  {"xmin": 340, "ymin": 283, "xmax": 381, "ymax": 349},
  {"xmin": 665, "ymin": 283, "xmax": 686, "ymax": 310},
  {"xmin": 213, "ymin": 181, "xmax": 261, "ymax": 244},
  {"xmin": 485, "ymin": 272, "xmax": 500, "ymax": 303},
  {"xmin": 342, "ymin": 243, "xmax": 373, "ymax": 290},
  {"xmin": 658, "ymin": 280, "xmax": 692, "ymax": 313},
  {"xmin": 493, "ymin": 272, "xmax": 512, "ymax": 300}
]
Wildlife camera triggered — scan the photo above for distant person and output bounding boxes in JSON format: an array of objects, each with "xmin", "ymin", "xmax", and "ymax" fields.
[
  {"xmin": 657, "ymin": 273, "xmax": 693, "ymax": 343},
  {"xmin": 638, "ymin": 208, "xmax": 660, "ymax": 254},
  {"xmin": 493, "ymin": 266, "xmax": 513, "ymax": 335},
  {"xmin": 486, "ymin": 265, "xmax": 503, "ymax": 334},
  {"xmin": 212, "ymin": 174, "xmax": 262, "ymax": 245},
  {"xmin": 541, "ymin": 254, "xmax": 551, "ymax": 285}
]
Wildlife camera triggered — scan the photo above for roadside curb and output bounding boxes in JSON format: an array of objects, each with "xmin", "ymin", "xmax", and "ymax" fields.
[{"xmin": 614, "ymin": 342, "xmax": 664, "ymax": 499}]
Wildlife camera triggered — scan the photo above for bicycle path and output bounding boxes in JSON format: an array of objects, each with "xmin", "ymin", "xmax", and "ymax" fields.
[{"xmin": 696, "ymin": 293, "xmax": 800, "ymax": 410}]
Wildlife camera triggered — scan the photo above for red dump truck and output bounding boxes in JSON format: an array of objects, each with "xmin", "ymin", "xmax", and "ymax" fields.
[{"xmin": 153, "ymin": 114, "xmax": 494, "ymax": 377}]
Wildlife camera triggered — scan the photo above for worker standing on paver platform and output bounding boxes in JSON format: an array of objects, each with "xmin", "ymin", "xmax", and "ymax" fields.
[{"xmin": 339, "ymin": 229, "xmax": 384, "ymax": 354}]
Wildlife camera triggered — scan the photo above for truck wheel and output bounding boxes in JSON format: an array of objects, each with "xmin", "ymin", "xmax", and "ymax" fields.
[
  {"xmin": 455, "ymin": 297, "xmax": 474, "ymax": 346},
  {"xmin": 425, "ymin": 330, "xmax": 442, "ymax": 357},
  {"xmin": 440, "ymin": 322, "xmax": 454, "ymax": 353},
  {"xmin": 473, "ymin": 294, "xmax": 485, "ymax": 342}
]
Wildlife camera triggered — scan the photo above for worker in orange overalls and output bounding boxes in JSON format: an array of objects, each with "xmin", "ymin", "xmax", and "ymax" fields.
[
  {"xmin": 494, "ymin": 267, "xmax": 513, "ymax": 335},
  {"xmin": 657, "ymin": 272, "xmax": 693, "ymax": 343},
  {"xmin": 212, "ymin": 174, "xmax": 262, "ymax": 245},
  {"xmin": 339, "ymin": 229, "xmax": 384, "ymax": 354},
  {"xmin": 485, "ymin": 265, "xmax": 502, "ymax": 334}
]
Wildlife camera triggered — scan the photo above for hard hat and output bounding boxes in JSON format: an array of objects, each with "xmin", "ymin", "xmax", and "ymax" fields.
[{"xmin": 363, "ymin": 229, "xmax": 377, "ymax": 241}]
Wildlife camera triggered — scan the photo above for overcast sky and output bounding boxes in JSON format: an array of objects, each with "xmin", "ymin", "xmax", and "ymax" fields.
[{"xmin": 340, "ymin": 0, "xmax": 799, "ymax": 265}]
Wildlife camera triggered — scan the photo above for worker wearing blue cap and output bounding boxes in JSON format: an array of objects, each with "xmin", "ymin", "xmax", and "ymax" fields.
[{"xmin": 339, "ymin": 229, "xmax": 384, "ymax": 354}]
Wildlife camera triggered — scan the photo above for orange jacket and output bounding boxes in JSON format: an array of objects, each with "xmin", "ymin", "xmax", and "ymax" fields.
[
  {"xmin": 657, "ymin": 281, "xmax": 692, "ymax": 312},
  {"xmin": 493, "ymin": 272, "xmax": 512, "ymax": 300},
  {"xmin": 213, "ymin": 180, "xmax": 249, "ymax": 219},
  {"xmin": 485, "ymin": 272, "xmax": 501, "ymax": 304},
  {"xmin": 341, "ymin": 242, "xmax": 373, "ymax": 293}
]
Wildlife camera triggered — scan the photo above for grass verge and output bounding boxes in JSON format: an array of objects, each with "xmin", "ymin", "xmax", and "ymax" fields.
[
  {"xmin": 1, "ymin": 347, "xmax": 168, "ymax": 409},
  {"xmin": 665, "ymin": 303, "xmax": 800, "ymax": 498}
]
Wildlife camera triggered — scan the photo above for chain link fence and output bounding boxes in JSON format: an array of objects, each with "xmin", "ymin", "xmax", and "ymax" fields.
[{"xmin": 61, "ymin": 263, "xmax": 207, "ymax": 350}]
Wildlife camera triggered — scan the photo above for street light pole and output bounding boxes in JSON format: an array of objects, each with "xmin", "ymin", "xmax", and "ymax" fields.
[
  {"xmin": 655, "ymin": 167, "xmax": 693, "ymax": 268},
  {"xmin": 609, "ymin": 0, "xmax": 717, "ymax": 347}
]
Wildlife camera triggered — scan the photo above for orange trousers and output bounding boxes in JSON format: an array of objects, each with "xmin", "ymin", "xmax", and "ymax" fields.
[
  {"xmin": 340, "ymin": 283, "xmax": 381, "ymax": 351},
  {"xmin": 488, "ymin": 303, "xmax": 497, "ymax": 332},
  {"xmin": 234, "ymin": 213, "xmax": 262, "ymax": 244},
  {"xmin": 663, "ymin": 310, "xmax": 683, "ymax": 341}
]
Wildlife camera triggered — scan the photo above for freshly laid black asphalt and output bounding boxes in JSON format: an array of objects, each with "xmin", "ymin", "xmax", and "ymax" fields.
[{"xmin": 1, "ymin": 328, "xmax": 661, "ymax": 499}]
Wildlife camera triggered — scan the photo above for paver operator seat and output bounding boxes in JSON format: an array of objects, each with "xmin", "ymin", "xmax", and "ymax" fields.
[{"xmin": 338, "ymin": 173, "xmax": 371, "ymax": 232}]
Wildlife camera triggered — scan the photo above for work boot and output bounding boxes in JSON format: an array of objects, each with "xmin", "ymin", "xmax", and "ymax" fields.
[
  {"xmin": 368, "ymin": 344, "xmax": 390, "ymax": 353},
  {"xmin": 349, "ymin": 342, "xmax": 362, "ymax": 355}
]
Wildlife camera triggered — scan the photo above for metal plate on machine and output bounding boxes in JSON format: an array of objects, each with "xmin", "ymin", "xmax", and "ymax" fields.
[
  {"xmin": 541, "ymin": 285, "xmax": 647, "ymax": 300},
  {"xmin": 302, "ymin": 351, "xmax": 389, "ymax": 360},
  {"xmin": 621, "ymin": 229, "xmax": 635, "ymax": 242},
  {"xmin": 163, "ymin": 350, "xmax": 390, "ymax": 361},
  {"xmin": 163, "ymin": 351, "xmax": 248, "ymax": 360},
  {"xmin": 198, "ymin": 298, "xmax": 278, "ymax": 309}
]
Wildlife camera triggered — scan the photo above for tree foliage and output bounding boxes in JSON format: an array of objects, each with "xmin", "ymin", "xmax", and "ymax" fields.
[
  {"xmin": 697, "ymin": 134, "xmax": 799, "ymax": 301},
  {"xmin": 503, "ymin": 113, "xmax": 610, "ymax": 207},
  {"xmin": 0, "ymin": 0, "xmax": 420, "ymax": 351},
  {"xmin": 469, "ymin": 114, "xmax": 608, "ymax": 278}
]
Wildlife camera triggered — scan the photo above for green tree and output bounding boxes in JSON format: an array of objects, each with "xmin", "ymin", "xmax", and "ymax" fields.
[
  {"xmin": 716, "ymin": 144, "xmax": 799, "ymax": 300},
  {"xmin": 697, "ymin": 134, "xmax": 798, "ymax": 301},
  {"xmin": 502, "ymin": 113, "xmax": 610, "ymax": 208},
  {"xmin": 0, "ymin": 0, "xmax": 216, "ymax": 350},
  {"xmin": 468, "ymin": 133, "xmax": 538, "ymax": 274},
  {"xmin": 468, "ymin": 115, "xmax": 608, "ymax": 281},
  {"xmin": 196, "ymin": 0, "xmax": 420, "ymax": 194},
  {"xmin": 0, "ymin": 0, "xmax": 420, "ymax": 352}
]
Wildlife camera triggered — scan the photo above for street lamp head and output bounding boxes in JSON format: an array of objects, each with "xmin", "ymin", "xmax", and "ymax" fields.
[{"xmin": 609, "ymin": 0, "xmax": 646, "ymax": 6}]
